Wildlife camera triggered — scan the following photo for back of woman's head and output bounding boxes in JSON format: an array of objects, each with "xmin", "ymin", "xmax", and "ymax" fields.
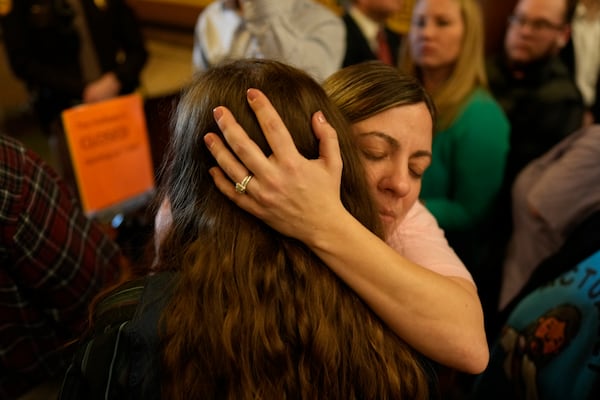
[
  {"xmin": 158, "ymin": 59, "xmax": 380, "ymax": 263},
  {"xmin": 158, "ymin": 59, "xmax": 430, "ymax": 399},
  {"xmin": 323, "ymin": 60, "xmax": 436, "ymax": 126}
]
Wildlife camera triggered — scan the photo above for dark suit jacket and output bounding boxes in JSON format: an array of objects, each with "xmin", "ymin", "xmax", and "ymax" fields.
[{"xmin": 342, "ymin": 12, "xmax": 402, "ymax": 67}]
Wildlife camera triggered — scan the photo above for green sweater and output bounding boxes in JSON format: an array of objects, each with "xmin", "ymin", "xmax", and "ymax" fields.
[{"xmin": 421, "ymin": 88, "xmax": 510, "ymax": 232}]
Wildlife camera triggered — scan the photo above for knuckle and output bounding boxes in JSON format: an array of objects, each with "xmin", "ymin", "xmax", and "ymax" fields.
[{"xmin": 263, "ymin": 115, "xmax": 282, "ymax": 133}]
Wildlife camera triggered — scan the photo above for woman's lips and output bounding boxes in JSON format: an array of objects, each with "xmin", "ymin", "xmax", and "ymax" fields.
[{"xmin": 379, "ymin": 210, "xmax": 397, "ymax": 224}]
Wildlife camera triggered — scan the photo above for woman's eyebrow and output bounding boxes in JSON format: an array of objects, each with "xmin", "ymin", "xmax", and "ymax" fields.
[
  {"xmin": 357, "ymin": 131, "xmax": 399, "ymax": 147},
  {"xmin": 411, "ymin": 150, "xmax": 432, "ymax": 159}
]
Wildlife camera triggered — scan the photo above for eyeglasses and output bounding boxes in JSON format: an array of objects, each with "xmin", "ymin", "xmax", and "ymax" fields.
[{"xmin": 507, "ymin": 14, "xmax": 565, "ymax": 32}]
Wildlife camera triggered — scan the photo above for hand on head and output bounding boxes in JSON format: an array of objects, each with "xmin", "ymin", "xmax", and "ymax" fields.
[
  {"xmin": 82, "ymin": 72, "xmax": 121, "ymax": 103},
  {"xmin": 205, "ymin": 88, "xmax": 346, "ymax": 245}
]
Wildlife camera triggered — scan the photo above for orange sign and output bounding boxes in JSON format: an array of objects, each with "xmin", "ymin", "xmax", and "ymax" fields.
[
  {"xmin": 0, "ymin": 0, "xmax": 12, "ymax": 16},
  {"xmin": 61, "ymin": 93, "xmax": 155, "ymax": 217}
]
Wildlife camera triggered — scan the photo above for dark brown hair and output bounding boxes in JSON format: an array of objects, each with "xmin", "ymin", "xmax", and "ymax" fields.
[{"xmin": 156, "ymin": 59, "xmax": 430, "ymax": 399}]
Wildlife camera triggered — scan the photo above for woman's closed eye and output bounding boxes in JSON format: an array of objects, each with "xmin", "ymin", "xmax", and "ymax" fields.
[
  {"xmin": 360, "ymin": 147, "xmax": 390, "ymax": 161},
  {"xmin": 409, "ymin": 159, "xmax": 431, "ymax": 178},
  {"xmin": 410, "ymin": 168, "xmax": 424, "ymax": 178}
]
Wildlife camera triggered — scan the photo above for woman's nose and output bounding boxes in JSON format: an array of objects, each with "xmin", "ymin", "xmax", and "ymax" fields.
[
  {"xmin": 418, "ymin": 20, "xmax": 434, "ymax": 37},
  {"xmin": 382, "ymin": 166, "xmax": 411, "ymax": 197}
]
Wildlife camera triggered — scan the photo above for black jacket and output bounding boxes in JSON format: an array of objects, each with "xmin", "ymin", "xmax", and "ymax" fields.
[
  {"xmin": 486, "ymin": 53, "xmax": 585, "ymax": 184},
  {"xmin": 0, "ymin": 0, "xmax": 148, "ymax": 126},
  {"xmin": 341, "ymin": 12, "xmax": 402, "ymax": 67}
]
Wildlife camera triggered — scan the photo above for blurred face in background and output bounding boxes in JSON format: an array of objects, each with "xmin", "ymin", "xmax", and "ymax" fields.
[
  {"xmin": 409, "ymin": 0, "xmax": 464, "ymax": 74},
  {"xmin": 351, "ymin": 103, "xmax": 433, "ymax": 236},
  {"xmin": 504, "ymin": 0, "xmax": 570, "ymax": 66},
  {"xmin": 353, "ymin": 0, "xmax": 406, "ymax": 22}
]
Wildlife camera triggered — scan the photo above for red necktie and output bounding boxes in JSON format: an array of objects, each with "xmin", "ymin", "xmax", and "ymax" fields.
[{"xmin": 377, "ymin": 29, "xmax": 393, "ymax": 65}]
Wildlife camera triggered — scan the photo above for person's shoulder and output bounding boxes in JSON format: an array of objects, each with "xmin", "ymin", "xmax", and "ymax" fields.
[
  {"xmin": 92, "ymin": 272, "xmax": 175, "ymax": 327},
  {"xmin": 537, "ymin": 58, "xmax": 582, "ymax": 101},
  {"xmin": 460, "ymin": 88, "xmax": 508, "ymax": 122},
  {"xmin": 447, "ymin": 89, "xmax": 509, "ymax": 141},
  {"xmin": 582, "ymin": 124, "xmax": 600, "ymax": 142},
  {"xmin": 0, "ymin": 134, "xmax": 25, "ymax": 157},
  {"xmin": 565, "ymin": 124, "xmax": 600, "ymax": 157},
  {"xmin": 401, "ymin": 201, "xmax": 441, "ymax": 232},
  {"xmin": 0, "ymin": 134, "xmax": 54, "ymax": 186},
  {"xmin": 468, "ymin": 87, "xmax": 500, "ymax": 104},
  {"xmin": 293, "ymin": 0, "xmax": 343, "ymax": 24},
  {"xmin": 0, "ymin": 135, "xmax": 26, "ymax": 189},
  {"xmin": 60, "ymin": 275, "xmax": 156, "ymax": 400},
  {"xmin": 296, "ymin": 0, "xmax": 337, "ymax": 12},
  {"xmin": 92, "ymin": 277, "xmax": 147, "ymax": 328}
]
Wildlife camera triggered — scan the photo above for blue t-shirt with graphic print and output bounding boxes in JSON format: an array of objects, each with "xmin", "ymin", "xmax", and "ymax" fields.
[{"xmin": 472, "ymin": 250, "xmax": 600, "ymax": 400}]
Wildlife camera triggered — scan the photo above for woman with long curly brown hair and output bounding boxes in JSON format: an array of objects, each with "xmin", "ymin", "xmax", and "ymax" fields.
[{"xmin": 60, "ymin": 59, "xmax": 434, "ymax": 399}]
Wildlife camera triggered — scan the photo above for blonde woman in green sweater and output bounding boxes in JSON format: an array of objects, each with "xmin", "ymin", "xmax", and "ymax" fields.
[{"xmin": 401, "ymin": 0, "xmax": 510, "ymax": 271}]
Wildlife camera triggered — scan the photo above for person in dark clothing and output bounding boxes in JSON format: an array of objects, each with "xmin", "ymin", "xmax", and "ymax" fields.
[
  {"xmin": 481, "ymin": 0, "xmax": 585, "ymax": 328},
  {"xmin": 487, "ymin": 0, "xmax": 583, "ymax": 185},
  {"xmin": 0, "ymin": 0, "xmax": 148, "ymax": 132},
  {"xmin": 487, "ymin": 56, "xmax": 584, "ymax": 185},
  {"xmin": 341, "ymin": 0, "xmax": 404, "ymax": 67}
]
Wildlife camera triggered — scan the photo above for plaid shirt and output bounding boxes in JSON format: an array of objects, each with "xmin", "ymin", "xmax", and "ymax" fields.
[{"xmin": 0, "ymin": 134, "xmax": 122, "ymax": 398}]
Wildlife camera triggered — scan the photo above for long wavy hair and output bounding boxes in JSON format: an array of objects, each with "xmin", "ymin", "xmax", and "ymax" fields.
[
  {"xmin": 400, "ymin": 0, "xmax": 487, "ymax": 131},
  {"xmin": 154, "ymin": 59, "xmax": 431, "ymax": 399}
]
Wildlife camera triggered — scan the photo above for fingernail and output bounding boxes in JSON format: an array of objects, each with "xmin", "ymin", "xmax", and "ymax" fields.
[
  {"xmin": 316, "ymin": 111, "xmax": 327, "ymax": 124},
  {"xmin": 204, "ymin": 134, "xmax": 214, "ymax": 149},
  {"xmin": 213, "ymin": 107, "xmax": 223, "ymax": 122},
  {"xmin": 247, "ymin": 88, "xmax": 258, "ymax": 103}
]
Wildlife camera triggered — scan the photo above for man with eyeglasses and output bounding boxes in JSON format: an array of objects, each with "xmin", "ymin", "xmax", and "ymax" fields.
[
  {"xmin": 488, "ymin": 0, "xmax": 583, "ymax": 183},
  {"xmin": 482, "ymin": 0, "xmax": 585, "ymax": 323}
]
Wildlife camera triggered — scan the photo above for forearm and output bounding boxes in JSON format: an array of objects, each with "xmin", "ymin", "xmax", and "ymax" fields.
[
  {"xmin": 308, "ymin": 207, "xmax": 489, "ymax": 373},
  {"xmin": 206, "ymin": 96, "xmax": 489, "ymax": 372}
]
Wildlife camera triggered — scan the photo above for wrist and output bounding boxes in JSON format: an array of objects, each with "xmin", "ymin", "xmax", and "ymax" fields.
[{"xmin": 304, "ymin": 206, "xmax": 355, "ymax": 252}]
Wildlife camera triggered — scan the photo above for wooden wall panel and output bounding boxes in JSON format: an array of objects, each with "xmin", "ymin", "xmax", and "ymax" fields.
[{"xmin": 127, "ymin": 0, "xmax": 208, "ymax": 30}]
